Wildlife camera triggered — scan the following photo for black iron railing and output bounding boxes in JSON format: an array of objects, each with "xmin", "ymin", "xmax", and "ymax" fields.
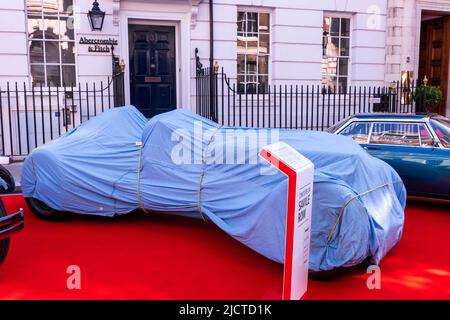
[
  {"xmin": 0, "ymin": 45, "xmax": 125, "ymax": 158},
  {"xmin": 0, "ymin": 72, "xmax": 124, "ymax": 157},
  {"xmin": 195, "ymin": 66, "xmax": 421, "ymax": 130}
]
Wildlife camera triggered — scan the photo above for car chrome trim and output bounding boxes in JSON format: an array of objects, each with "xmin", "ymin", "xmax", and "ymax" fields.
[{"xmin": 0, "ymin": 208, "xmax": 24, "ymax": 240}]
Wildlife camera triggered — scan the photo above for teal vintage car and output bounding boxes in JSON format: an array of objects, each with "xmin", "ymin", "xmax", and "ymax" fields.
[{"xmin": 328, "ymin": 113, "xmax": 450, "ymax": 202}]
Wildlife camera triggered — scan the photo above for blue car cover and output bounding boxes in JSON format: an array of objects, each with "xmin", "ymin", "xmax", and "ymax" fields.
[{"xmin": 22, "ymin": 106, "xmax": 406, "ymax": 271}]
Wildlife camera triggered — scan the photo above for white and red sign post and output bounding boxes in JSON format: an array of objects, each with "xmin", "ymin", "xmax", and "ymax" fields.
[{"xmin": 260, "ymin": 142, "xmax": 314, "ymax": 300}]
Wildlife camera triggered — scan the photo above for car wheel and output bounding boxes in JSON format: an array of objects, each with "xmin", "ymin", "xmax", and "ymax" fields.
[
  {"xmin": 0, "ymin": 165, "xmax": 15, "ymax": 193},
  {"xmin": 25, "ymin": 197, "xmax": 68, "ymax": 222},
  {"xmin": 0, "ymin": 199, "xmax": 10, "ymax": 266}
]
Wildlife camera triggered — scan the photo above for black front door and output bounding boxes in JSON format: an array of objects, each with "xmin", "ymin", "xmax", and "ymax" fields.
[{"xmin": 129, "ymin": 25, "xmax": 176, "ymax": 118}]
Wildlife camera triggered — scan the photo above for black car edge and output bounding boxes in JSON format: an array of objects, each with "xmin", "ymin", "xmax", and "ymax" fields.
[{"xmin": 0, "ymin": 164, "xmax": 24, "ymax": 266}]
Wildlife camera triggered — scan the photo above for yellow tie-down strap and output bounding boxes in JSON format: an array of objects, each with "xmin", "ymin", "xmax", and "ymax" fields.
[
  {"xmin": 136, "ymin": 141, "xmax": 150, "ymax": 213},
  {"xmin": 327, "ymin": 180, "xmax": 403, "ymax": 242},
  {"xmin": 135, "ymin": 126, "xmax": 222, "ymax": 220},
  {"xmin": 197, "ymin": 126, "xmax": 223, "ymax": 222}
]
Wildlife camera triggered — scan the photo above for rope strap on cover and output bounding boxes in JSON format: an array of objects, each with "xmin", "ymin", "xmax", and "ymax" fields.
[
  {"xmin": 327, "ymin": 180, "xmax": 403, "ymax": 242},
  {"xmin": 28, "ymin": 152, "xmax": 36, "ymax": 177},
  {"xmin": 136, "ymin": 141, "xmax": 149, "ymax": 212},
  {"xmin": 197, "ymin": 126, "xmax": 222, "ymax": 221}
]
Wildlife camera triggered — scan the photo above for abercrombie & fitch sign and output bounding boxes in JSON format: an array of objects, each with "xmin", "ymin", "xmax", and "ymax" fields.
[{"xmin": 79, "ymin": 37, "xmax": 118, "ymax": 53}]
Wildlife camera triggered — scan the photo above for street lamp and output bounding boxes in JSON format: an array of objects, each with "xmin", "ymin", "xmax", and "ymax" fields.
[
  {"xmin": 87, "ymin": 1, "xmax": 105, "ymax": 31},
  {"xmin": 119, "ymin": 59, "xmax": 126, "ymax": 73}
]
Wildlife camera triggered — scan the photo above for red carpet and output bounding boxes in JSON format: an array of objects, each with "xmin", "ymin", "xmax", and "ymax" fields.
[{"xmin": 0, "ymin": 194, "xmax": 449, "ymax": 300}]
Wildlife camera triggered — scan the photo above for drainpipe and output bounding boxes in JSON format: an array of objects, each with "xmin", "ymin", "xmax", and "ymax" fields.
[{"xmin": 209, "ymin": 0, "xmax": 216, "ymax": 121}]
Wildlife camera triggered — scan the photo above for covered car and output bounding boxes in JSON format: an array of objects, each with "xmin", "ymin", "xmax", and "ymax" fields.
[{"xmin": 22, "ymin": 106, "xmax": 406, "ymax": 272}]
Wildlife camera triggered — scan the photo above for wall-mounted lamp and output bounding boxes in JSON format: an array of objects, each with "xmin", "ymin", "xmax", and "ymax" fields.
[
  {"xmin": 87, "ymin": 0, "xmax": 105, "ymax": 31},
  {"xmin": 119, "ymin": 59, "xmax": 126, "ymax": 73}
]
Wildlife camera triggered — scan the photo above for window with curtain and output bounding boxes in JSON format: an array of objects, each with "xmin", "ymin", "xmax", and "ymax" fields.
[
  {"xmin": 322, "ymin": 16, "xmax": 350, "ymax": 93},
  {"xmin": 27, "ymin": 0, "xmax": 76, "ymax": 86},
  {"xmin": 237, "ymin": 11, "xmax": 270, "ymax": 94}
]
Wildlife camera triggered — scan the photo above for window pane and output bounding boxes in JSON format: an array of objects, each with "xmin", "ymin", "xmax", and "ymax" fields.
[
  {"xmin": 323, "ymin": 17, "xmax": 330, "ymax": 35},
  {"xmin": 61, "ymin": 41, "xmax": 75, "ymax": 63},
  {"xmin": 246, "ymin": 13, "xmax": 258, "ymax": 33},
  {"xmin": 259, "ymin": 13, "xmax": 269, "ymax": 32},
  {"xmin": 259, "ymin": 33, "xmax": 269, "ymax": 54},
  {"xmin": 27, "ymin": 0, "xmax": 42, "ymax": 14},
  {"xmin": 237, "ymin": 75, "xmax": 245, "ymax": 94},
  {"xmin": 237, "ymin": 37, "xmax": 246, "ymax": 54},
  {"xmin": 330, "ymin": 17, "xmax": 340, "ymax": 36},
  {"xmin": 321, "ymin": 75, "xmax": 328, "ymax": 87},
  {"xmin": 60, "ymin": 17, "xmax": 75, "ymax": 41},
  {"xmin": 28, "ymin": 18, "xmax": 44, "ymax": 39},
  {"xmin": 59, "ymin": 0, "xmax": 73, "ymax": 15},
  {"xmin": 258, "ymin": 55, "xmax": 269, "ymax": 74},
  {"xmin": 237, "ymin": 12, "xmax": 245, "ymax": 33},
  {"xmin": 27, "ymin": 0, "xmax": 76, "ymax": 87},
  {"xmin": 46, "ymin": 65, "xmax": 61, "ymax": 86},
  {"xmin": 258, "ymin": 75, "xmax": 268, "ymax": 93},
  {"xmin": 44, "ymin": 16, "xmax": 60, "ymax": 40},
  {"xmin": 338, "ymin": 77, "xmax": 347, "ymax": 93},
  {"xmin": 340, "ymin": 122, "xmax": 371, "ymax": 143},
  {"xmin": 43, "ymin": 0, "xmax": 59, "ymax": 15},
  {"xmin": 62, "ymin": 65, "xmax": 76, "ymax": 86},
  {"xmin": 340, "ymin": 38, "xmax": 350, "ymax": 56},
  {"xmin": 322, "ymin": 16, "xmax": 351, "ymax": 88},
  {"xmin": 45, "ymin": 41, "xmax": 60, "ymax": 63},
  {"xmin": 338, "ymin": 58, "xmax": 348, "ymax": 76},
  {"xmin": 246, "ymin": 55, "xmax": 257, "ymax": 74},
  {"xmin": 246, "ymin": 83, "xmax": 257, "ymax": 94},
  {"xmin": 237, "ymin": 11, "xmax": 270, "ymax": 94},
  {"xmin": 237, "ymin": 54, "xmax": 245, "ymax": 73},
  {"xmin": 325, "ymin": 37, "xmax": 339, "ymax": 57},
  {"xmin": 324, "ymin": 57, "xmax": 337, "ymax": 76},
  {"xmin": 341, "ymin": 18, "xmax": 350, "ymax": 36},
  {"xmin": 246, "ymin": 72, "xmax": 257, "ymax": 84},
  {"xmin": 246, "ymin": 34, "xmax": 258, "ymax": 54},
  {"xmin": 326, "ymin": 76, "xmax": 337, "ymax": 93},
  {"xmin": 370, "ymin": 123, "xmax": 420, "ymax": 146},
  {"xmin": 30, "ymin": 64, "xmax": 45, "ymax": 85},
  {"xmin": 29, "ymin": 40, "xmax": 44, "ymax": 63}
]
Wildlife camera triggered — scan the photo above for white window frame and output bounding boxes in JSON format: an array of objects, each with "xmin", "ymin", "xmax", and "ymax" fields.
[
  {"xmin": 25, "ymin": 0, "xmax": 78, "ymax": 88},
  {"xmin": 236, "ymin": 7, "xmax": 271, "ymax": 94},
  {"xmin": 322, "ymin": 12, "xmax": 352, "ymax": 93}
]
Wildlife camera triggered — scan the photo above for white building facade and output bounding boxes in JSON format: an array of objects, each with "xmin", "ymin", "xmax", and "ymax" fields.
[{"xmin": 0, "ymin": 0, "xmax": 449, "ymax": 157}]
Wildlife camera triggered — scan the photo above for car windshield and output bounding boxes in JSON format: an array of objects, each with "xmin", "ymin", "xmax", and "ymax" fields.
[{"xmin": 430, "ymin": 116, "xmax": 450, "ymax": 148}]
